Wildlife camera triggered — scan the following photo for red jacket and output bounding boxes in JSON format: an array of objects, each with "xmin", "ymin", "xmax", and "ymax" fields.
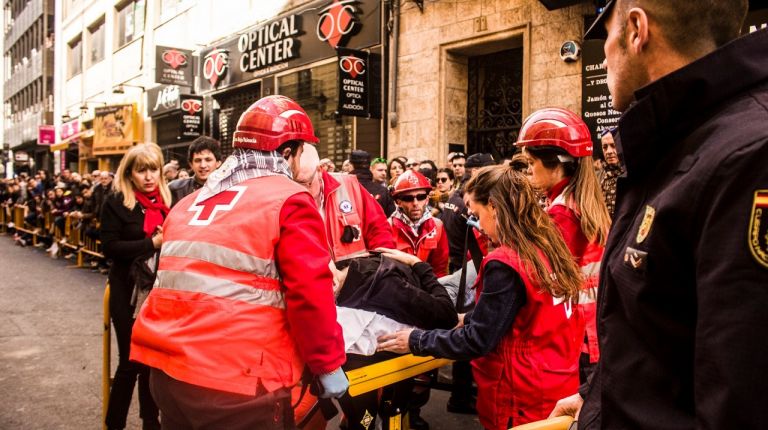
[
  {"xmin": 389, "ymin": 214, "xmax": 449, "ymax": 277},
  {"xmin": 130, "ymin": 175, "xmax": 345, "ymax": 395},
  {"xmin": 547, "ymin": 180, "xmax": 604, "ymax": 363},
  {"xmin": 472, "ymin": 246, "xmax": 583, "ymax": 428},
  {"xmin": 321, "ymin": 171, "xmax": 394, "ymax": 261}
]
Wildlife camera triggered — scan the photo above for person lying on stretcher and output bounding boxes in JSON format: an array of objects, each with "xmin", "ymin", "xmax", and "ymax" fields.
[{"xmin": 294, "ymin": 248, "xmax": 459, "ymax": 430}]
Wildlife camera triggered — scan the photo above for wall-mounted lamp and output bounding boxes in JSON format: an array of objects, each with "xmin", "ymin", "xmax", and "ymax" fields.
[
  {"xmin": 113, "ymin": 84, "xmax": 146, "ymax": 94},
  {"xmin": 79, "ymin": 101, "xmax": 108, "ymax": 114}
]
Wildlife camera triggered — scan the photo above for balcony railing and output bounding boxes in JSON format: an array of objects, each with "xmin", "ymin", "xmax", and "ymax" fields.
[
  {"xmin": 4, "ymin": 0, "xmax": 44, "ymax": 49},
  {"xmin": 4, "ymin": 48, "xmax": 54, "ymax": 101}
]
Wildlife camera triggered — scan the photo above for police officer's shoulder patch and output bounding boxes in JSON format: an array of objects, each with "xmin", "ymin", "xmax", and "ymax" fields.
[
  {"xmin": 748, "ymin": 190, "xmax": 768, "ymax": 269},
  {"xmin": 636, "ymin": 205, "xmax": 656, "ymax": 244}
]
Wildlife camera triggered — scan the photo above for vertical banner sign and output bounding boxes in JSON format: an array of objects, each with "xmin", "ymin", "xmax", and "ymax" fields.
[
  {"xmin": 38, "ymin": 125, "xmax": 55, "ymax": 145},
  {"xmin": 180, "ymin": 96, "xmax": 203, "ymax": 138},
  {"xmin": 60, "ymin": 119, "xmax": 80, "ymax": 141},
  {"xmin": 581, "ymin": 38, "xmax": 621, "ymax": 155},
  {"xmin": 337, "ymin": 47, "xmax": 370, "ymax": 117}
]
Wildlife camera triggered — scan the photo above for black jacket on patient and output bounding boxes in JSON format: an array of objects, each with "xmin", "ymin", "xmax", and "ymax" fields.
[{"xmin": 336, "ymin": 254, "xmax": 458, "ymax": 330}]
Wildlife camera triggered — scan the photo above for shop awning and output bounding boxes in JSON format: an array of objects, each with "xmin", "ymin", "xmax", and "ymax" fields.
[{"xmin": 50, "ymin": 129, "xmax": 94, "ymax": 152}]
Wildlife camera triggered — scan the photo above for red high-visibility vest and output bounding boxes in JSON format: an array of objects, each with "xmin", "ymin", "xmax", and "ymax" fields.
[
  {"xmin": 323, "ymin": 173, "xmax": 371, "ymax": 262},
  {"xmin": 550, "ymin": 191, "xmax": 604, "ymax": 363},
  {"xmin": 390, "ymin": 216, "xmax": 444, "ymax": 263},
  {"xmin": 130, "ymin": 176, "xmax": 306, "ymax": 396},
  {"xmin": 472, "ymin": 246, "xmax": 583, "ymax": 429}
]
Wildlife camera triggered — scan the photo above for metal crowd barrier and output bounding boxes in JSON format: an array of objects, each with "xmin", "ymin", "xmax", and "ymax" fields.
[{"xmin": 2, "ymin": 205, "xmax": 106, "ymax": 267}]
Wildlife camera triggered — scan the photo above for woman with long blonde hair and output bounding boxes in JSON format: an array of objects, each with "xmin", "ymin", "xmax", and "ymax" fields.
[
  {"xmin": 377, "ymin": 165, "xmax": 584, "ymax": 429},
  {"xmin": 517, "ymin": 107, "xmax": 611, "ymax": 383},
  {"xmin": 102, "ymin": 143, "xmax": 170, "ymax": 430}
]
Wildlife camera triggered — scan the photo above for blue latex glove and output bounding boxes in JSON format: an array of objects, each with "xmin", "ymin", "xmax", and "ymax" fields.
[{"xmin": 317, "ymin": 367, "xmax": 349, "ymax": 399}]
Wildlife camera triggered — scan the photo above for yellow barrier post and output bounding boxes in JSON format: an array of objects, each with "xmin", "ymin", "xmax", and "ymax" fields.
[
  {"xmin": 102, "ymin": 284, "xmax": 111, "ymax": 430},
  {"xmin": 0, "ymin": 205, "xmax": 7, "ymax": 234}
]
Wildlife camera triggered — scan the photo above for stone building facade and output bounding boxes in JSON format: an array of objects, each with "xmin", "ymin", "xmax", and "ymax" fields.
[{"xmin": 388, "ymin": 0, "xmax": 591, "ymax": 164}]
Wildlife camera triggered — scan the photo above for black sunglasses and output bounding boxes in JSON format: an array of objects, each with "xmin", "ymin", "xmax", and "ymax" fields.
[
  {"xmin": 436, "ymin": 177, "xmax": 450, "ymax": 183},
  {"xmin": 398, "ymin": 193, "xmax": 429, "ymax": 202}
]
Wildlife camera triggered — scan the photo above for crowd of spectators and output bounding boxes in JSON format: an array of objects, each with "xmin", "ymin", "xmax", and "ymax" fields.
[{"xmin": 1, "ymin": 168, "xmax": 115, "ymax": 270}]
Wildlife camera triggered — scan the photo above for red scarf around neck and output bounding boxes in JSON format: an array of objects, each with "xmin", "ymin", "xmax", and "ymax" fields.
[{"xmin": 134, "ymin": 188, "xmax": 170, "ymax": 238}]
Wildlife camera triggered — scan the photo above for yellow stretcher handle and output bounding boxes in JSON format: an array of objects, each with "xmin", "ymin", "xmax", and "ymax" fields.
[
  {"xmin": 344, "ymin": 354, "xmax": 452, "ymax": 397},
  {"xmin": 510, "ymin": 416, "xmax": 575, "ymax": 430}
]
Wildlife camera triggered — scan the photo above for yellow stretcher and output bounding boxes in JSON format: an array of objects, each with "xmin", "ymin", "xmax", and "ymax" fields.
[{"xmin": 344, "ymin": 353, "xmax": 575, "ymax": 430}]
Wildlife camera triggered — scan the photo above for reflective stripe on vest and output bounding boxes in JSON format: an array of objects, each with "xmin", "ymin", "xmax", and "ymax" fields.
[
  {"xmin": 550, "ymin": 189, "xmax": 603, "ymax": 363},
  {"xmin": 156, "ymin": 270, "xmax": 285, "ymax": 309},
  {"xmin": 130, "ymin": 176, "xmax": 307, "ymax": 396},
  {"xmin": 162, "ymin": 240, "xmax": 280, "ymax": 280}
]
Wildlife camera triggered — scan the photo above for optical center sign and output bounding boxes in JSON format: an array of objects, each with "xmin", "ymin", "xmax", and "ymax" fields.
[
  {"xmin": 238, "ymin": 15, "xmax": 300, "ymax": 75},
  {"xmin": 198, "ymin": 0, "xmax": 380, "ymax": 92},
  {"xmin": 337, "ymin": 48, "xmax": 380, "ymax": 118}
]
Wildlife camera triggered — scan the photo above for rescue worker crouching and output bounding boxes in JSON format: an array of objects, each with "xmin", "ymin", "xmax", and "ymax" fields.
[{"xmin": 129, "ymin": 95, "xmax": 348, "ymax": 430}]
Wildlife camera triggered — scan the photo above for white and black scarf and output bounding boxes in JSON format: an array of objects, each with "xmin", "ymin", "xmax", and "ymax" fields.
[{"xmin": 195, "ymin": 148, "xmax": 292, "ymax": 203}]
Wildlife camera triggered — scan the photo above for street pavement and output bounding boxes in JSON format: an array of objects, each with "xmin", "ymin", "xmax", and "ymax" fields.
[{"xmin": 0, "ymin": 238, "xmax": 482, "ymax": 429}]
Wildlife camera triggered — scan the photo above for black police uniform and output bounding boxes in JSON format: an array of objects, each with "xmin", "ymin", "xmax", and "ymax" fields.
[{"xmin": 579, "ymin": 29, "xmax": 768, "ymax": 429}]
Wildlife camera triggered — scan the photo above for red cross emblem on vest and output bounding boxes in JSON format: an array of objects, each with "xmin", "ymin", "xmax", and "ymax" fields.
[{"xmin": 188, "ymin": 186, "xmax": 245, "ymax": 226}]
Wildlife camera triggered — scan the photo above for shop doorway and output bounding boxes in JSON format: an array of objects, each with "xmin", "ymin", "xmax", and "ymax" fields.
[{"xmin": 466, "ymin": 47, "xmax": 524, "ymax": 160}]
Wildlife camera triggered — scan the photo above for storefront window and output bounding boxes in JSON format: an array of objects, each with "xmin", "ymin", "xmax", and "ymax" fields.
[{"xmin": 277, "ymin": 62, "xmax": 354, "ymax": 168}]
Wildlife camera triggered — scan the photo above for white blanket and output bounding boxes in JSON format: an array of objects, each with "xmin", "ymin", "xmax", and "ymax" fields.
[{"xmin": 336, "ymin": 307, "xmax": 413, "ymax": 355}]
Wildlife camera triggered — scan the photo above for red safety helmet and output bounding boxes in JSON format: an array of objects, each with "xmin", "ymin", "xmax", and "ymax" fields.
[
  {"xmin": 515, "ymin": 107, "xmax": 593, "ymax": 158},
  {"xmin": 391, "ymin": 170, "xmax": 432, "ymax": 197},
  {"xmin": 232, "ymin": 95, "xmax": 319, "ymax": 151}
]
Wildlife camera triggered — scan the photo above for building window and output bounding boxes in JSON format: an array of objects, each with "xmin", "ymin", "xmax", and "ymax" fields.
[
  {"xmin": 160, "ymin": 0, "xmax": 192, "ymax": 19},
  {"xmin": 88, "ymin": 18, "xmax": 105, "ymax": 65},
  {"xmin": 67, "ymin": 36, "xmax": 83, "ymax": 78},
  {"xmin": 116, "ymin": 0, "xmax": 146, "ymax": 48}
]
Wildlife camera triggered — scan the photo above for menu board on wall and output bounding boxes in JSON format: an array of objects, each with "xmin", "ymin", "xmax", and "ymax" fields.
[{"xmin": 581, "ymin": 39, "xmax": 621, "ymax": 154}]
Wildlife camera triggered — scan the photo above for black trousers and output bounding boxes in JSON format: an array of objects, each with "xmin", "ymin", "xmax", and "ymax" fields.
[
  {"xmin": 150, "ymin": 369, "xmax": 294, "ymax": 430},
  {"xmin": 105, "ymin": 284, "xmax": 158, "ymax": 429}
]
